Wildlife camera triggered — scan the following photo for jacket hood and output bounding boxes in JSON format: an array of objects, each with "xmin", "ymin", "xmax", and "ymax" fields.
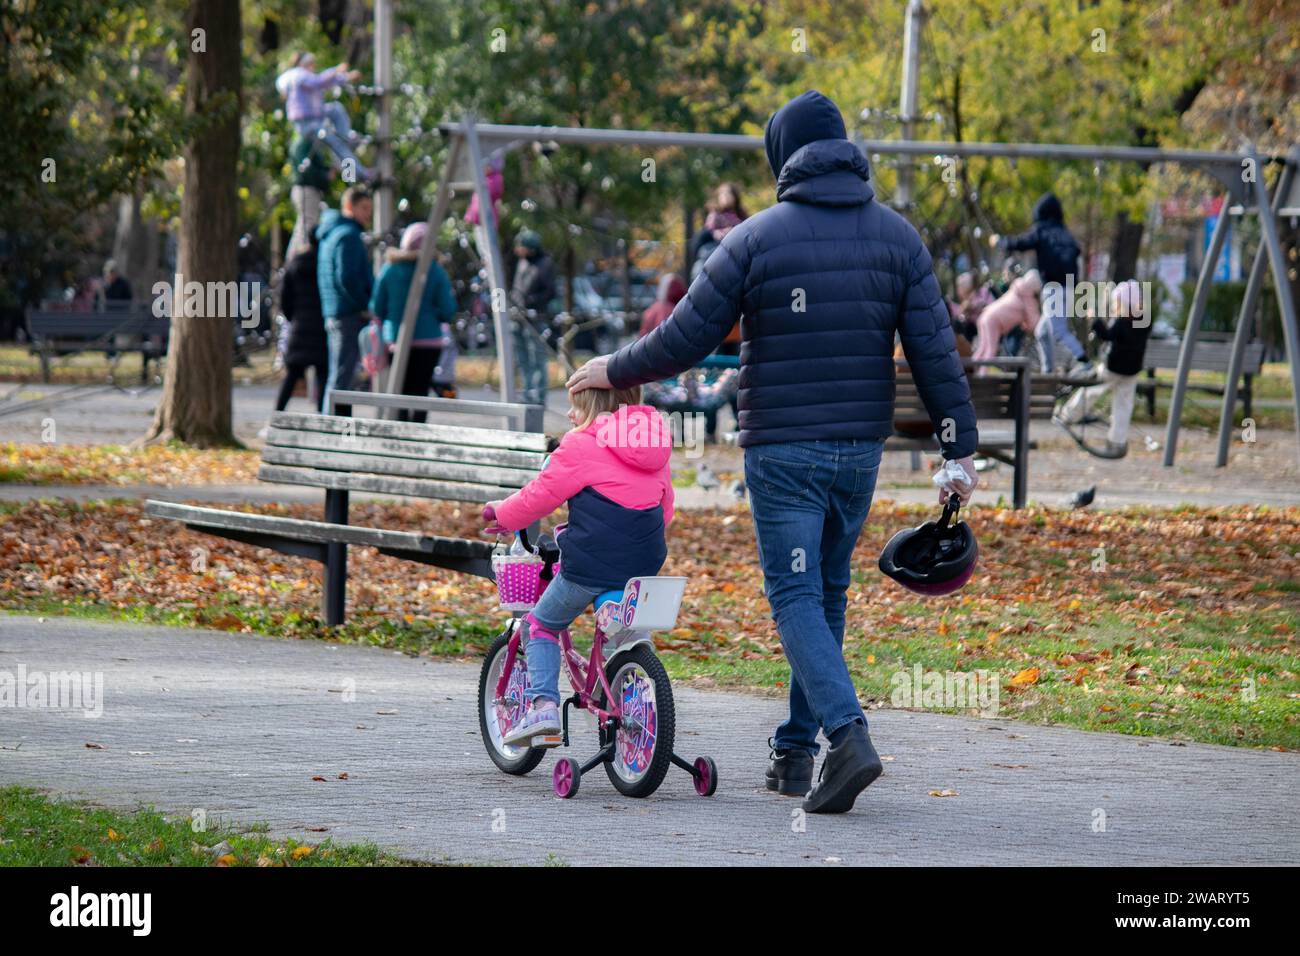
[
  {"xmin": 776, "ymin": 139, "xmax": 873, "ymax": 205},
  {"xmin": 315, "ymin": 208, "xmax": 341, "ymax": 241},
  {"xmin": 317, "ymin": 208, "xmax": 361, "ymax": 242},
  {"xmin": 765, "ymin": 91, "xmax": 847, "ymax": 175},
  {"xmin": 592, "ymin": 404, "xmax": 672, "ymax": 472},
  {"xmin": 656, "ymin": 273, "xmax": 687, "ymax": 304},
  {"xmin": 1034, "ymin": 192, "xmax": 1064, "ymax": 223},
  {"xmin": 765, "ymin": 92, "xmax": 871, "ymax": 206}
]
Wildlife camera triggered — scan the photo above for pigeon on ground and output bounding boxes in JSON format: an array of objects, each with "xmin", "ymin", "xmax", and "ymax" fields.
[
  {"xmin": 696, "ymin": 463, "xmax": 720, "ymax": 492},
  {"xmin": 1070, "ymin": 485, "xmax": 1096, "ymax": 509}
]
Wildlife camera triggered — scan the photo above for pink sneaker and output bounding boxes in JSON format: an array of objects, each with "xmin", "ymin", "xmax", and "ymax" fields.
[{"xmin": 503, "ymin": 700, "xmax": 561, "ymax": 747}]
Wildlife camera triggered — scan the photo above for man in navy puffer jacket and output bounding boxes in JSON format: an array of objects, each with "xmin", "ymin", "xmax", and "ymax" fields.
[{"xmin": 568, "ymin": 91, "xmax": 979, "ymax": 813}]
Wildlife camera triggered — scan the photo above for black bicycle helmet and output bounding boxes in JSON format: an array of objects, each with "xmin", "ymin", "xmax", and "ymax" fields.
[{"xmin": 878, "ymin": 495, "xmax": 978, "ymax": 595}]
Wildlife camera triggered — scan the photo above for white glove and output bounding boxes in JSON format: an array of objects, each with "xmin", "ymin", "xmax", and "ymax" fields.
[{"xmin": 933, "ymin": 457, "xmax": 977, "ymax": 502}]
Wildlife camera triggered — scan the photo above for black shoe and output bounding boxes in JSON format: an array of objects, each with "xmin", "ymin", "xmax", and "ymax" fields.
[
  {"xmin": 802, "ymin": 722, "xmax": 882, "ymax": 814},
  {"xmin": 764, "ymin": 737, "xmax": 813, "ymax": 796}
]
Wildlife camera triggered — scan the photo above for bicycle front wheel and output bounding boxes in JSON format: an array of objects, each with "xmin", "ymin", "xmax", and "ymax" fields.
[{"xmin": 478, "ymin": 624, "xmax": 546, "ymax": 776}]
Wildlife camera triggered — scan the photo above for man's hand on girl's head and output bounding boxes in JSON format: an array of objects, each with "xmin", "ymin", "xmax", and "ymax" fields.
[{"xmin": 566, "ymin": 354, "xmax": 612, "ymax": 395}]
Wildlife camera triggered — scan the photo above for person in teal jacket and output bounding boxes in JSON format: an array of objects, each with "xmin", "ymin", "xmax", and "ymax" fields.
[
  {"xmin": 317, "ymin": 186, "xmax": 374, "ymax": 414},
  {"xmin": 370, "ymin": 221, "xmax": 456, "ymax": 422}
]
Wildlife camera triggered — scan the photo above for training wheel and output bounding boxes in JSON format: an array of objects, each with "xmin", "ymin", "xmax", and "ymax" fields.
[
  {"xmin": 692, "ymin": 756, "xmax": 718, "ymax": 797},
  {"xmin": 553, "ymin": 757, "xmax": 581, "ymax": 799}
]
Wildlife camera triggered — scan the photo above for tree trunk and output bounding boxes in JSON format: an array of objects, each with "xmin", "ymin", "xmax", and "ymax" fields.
[
  {"xmin": 1109, "ymin": 210, "xmax": 1144, "ymax": 282},
  {"xmin": 113, "ymin": 190, "xmax": 160, "ymax": 301},
  {"xmin": 144, "ymin": 0, "xmax": 242, "ymax": 448}
]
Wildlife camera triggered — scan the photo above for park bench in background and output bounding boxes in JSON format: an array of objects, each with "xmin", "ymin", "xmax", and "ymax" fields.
[
  {"xmin": 145, "ymin": 393, "xmax": 546, "ymax": 626},
  {"xmin": 694, "ymin": 354, "xmax": 1047, "ymax": 509},
  {"xmin": 891, "ymin": 357, "xmax": 1051, "ymax": 510},
  {"xmin": 24, "ymin": 302, "xmax": 169, "ymax": 383},
  {"xmin": 1138, "ymin": 336, "xmax": 1266, "ymax": 419}
]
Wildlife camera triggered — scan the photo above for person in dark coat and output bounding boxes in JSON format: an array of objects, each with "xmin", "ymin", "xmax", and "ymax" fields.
[
  {"xmin": 508, "ymin": 229, "xmax": 557, "ymax": 407},
  {"xmin": 1002, "ymin": 192, "xmax": 1086, "ymax": 372},
  {"xmin": 567, "ymin": 91, "xmax": 979, "ymax": 815},
  {"xmin": 101, "ymin": 260, "xmax": 132, "ymax": 304},
  {"xmin": 275, "ymin": 235, "xmax": 329, "ymax": 412}
]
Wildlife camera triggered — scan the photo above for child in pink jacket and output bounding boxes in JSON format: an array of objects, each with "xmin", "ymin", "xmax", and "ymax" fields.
[
  {"xmin": 972, "ymin": 269, "xmax": 1043, "ymax": 366},
  {"xmin": 484, "ymin": 387, "xmax": 674, "ymax": 744}
]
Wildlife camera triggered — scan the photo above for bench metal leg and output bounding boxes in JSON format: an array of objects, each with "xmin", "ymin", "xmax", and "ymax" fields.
[
  {"xmin": 1145, "ymin": 369, "xmax": 1156, "ymax": 418},
  {"xmin": 909, "ymin": 449, "xmax": 922, "ymax": 472},
  {"xmin": 1013, "ymin": 366, "xmax": 1030, "ymax": 509},
  {"xmin": 323, "ymin": 489, "xmax": 349, "ymax": 627}
]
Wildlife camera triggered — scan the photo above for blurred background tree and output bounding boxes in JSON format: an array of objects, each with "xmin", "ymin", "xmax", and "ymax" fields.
[{"xmin": 3, "ymin": 0, "xmax": 1297, "ymax": 442}]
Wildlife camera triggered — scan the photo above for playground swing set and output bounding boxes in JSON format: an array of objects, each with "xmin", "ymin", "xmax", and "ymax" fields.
[{"xmin": 374, "ymin": 112, "xmax": 1298, "ymax": 471}]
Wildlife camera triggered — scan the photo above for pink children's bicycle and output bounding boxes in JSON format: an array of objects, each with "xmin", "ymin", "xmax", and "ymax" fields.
[{"xmin": 476, "ymin": 524, "xmax": 718, "ymax": 800}]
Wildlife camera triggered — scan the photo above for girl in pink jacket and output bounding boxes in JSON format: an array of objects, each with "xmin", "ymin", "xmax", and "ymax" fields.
[
  {"xmin": 484, "ymin": 388, "xmax": 674, "ymax": 744},
  {"xmin": 972, "ymin": 269, "xmax": 1043, "ymax": 366}
]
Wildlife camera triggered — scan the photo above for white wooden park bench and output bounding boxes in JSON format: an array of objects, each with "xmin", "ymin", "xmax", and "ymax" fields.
[{"xmin": 144, "ymin": 392, "xmax": 547, "ymax": 626}]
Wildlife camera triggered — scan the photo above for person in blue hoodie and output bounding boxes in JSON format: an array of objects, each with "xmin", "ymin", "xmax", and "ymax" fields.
[
  {"xmin": 370, "ymin": 222, "xmax": 457, "ymax": 422},
  {"xmin": 317, "ymin": 186, "xmax": 373, "ymax": 414},
  {"xmin": 567, "ymin": 91, "xmax": 979, "ymax": 814}
]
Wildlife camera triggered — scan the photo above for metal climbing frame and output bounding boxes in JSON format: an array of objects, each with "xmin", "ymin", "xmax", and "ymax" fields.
[{"xmin": 388, "ymin": 115, "xmax": 1298, "ymax": 464}]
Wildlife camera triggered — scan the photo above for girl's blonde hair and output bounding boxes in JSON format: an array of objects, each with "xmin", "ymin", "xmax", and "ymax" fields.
[{"xmin": 570, "ymin": 385, "xmax": 642, "ymax": 429}]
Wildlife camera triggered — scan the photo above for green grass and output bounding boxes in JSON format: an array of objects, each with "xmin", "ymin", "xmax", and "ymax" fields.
[{"xmin": 0, "ymin": 786, "xmax": 430, "ymax": 866}]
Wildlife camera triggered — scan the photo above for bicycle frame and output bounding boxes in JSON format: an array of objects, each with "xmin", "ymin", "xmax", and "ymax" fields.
[{"xmin": 493, "ymin": 613, "xmax": 627, "ymax": 725}]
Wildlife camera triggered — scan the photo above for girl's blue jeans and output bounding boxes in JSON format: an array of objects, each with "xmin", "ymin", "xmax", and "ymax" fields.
[{"xmin": 522, "ymin": 571, "xmax": 604, "ymax": 705}]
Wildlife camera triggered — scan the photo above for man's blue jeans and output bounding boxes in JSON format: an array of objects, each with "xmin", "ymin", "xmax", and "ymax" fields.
[
  {"xmin": 324, "ymin": 313, "xmax": 366, "ymax": 412},
  {"xmin": 745, "ymin": 438, "xmax": 884, "ymax": 757}
]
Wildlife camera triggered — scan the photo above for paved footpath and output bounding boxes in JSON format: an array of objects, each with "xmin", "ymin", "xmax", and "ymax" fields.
[{"xmin": 1, "ymin": 615, "xmax": 1295, "ymax": 866}]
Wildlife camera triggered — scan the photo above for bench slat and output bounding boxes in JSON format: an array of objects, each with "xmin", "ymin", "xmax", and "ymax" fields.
[
  {"xmin": 261, "ymin": 445, "xmax": 536, "ymax": 489},
  {"xmin": 270, "ymin": 411, "xmax": 549, "ymax": 453},
  {"xmin": 265, "ymin": 427, "xmax": 546, "ymax": 471},
  {"xmin": 143, "ymin": 500, "xmax": 493, "ymax": 557},
  {"xmin": 257, "ymin": 463, "xmax": 520, "ymax": 503},
  {"xmin": 27, "ymin": 313, "xmax": 168, "ymax": 336},
  {"xmin": 887, "ymin": 429, "xmax": 1021, "ymax": 449},
  {"xmin": 1144, "ymin": 341, "xmax": 1265, "ymax": 374}
]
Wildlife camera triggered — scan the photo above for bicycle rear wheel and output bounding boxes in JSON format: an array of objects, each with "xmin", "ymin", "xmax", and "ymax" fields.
[{"xmin": 602, "ymin": 645, "xmax": 675, "ymax": 797}]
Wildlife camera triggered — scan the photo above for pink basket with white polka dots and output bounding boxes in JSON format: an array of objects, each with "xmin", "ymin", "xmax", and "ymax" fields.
[{"xmin": 491, "ymin": 551, "xmax": 556, "ymax": 611}]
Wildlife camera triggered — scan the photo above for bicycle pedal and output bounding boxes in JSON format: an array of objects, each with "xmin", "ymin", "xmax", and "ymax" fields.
[{"xmin": 534, "ymin": 734, "xmax": 564, "ymax": 749}]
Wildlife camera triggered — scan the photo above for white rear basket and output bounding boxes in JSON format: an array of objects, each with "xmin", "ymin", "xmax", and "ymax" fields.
[{"xmin": 609, "ymin": 576, "xmax": 687, "ymax": 633}]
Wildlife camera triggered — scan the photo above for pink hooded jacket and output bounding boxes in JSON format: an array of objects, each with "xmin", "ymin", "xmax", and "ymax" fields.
[
  {"xmin": 495, "ymin": 404, "xmax": 675, "ymax": 591},
  {"xmin": 496, "ymin": 404, "xmax": 674, "ymax": 529}
]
